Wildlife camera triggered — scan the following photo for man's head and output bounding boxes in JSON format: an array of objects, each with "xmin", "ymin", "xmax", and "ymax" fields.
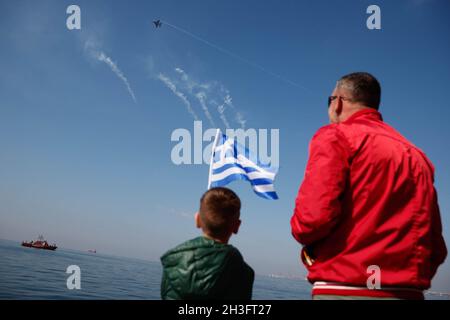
[
  {"xmin": 195, "ymin": 187, "xmax": 241, "ymax": 243},
  {"xmin": 328, "ymin": 72, "xmax": 381, "ymax": 124}
]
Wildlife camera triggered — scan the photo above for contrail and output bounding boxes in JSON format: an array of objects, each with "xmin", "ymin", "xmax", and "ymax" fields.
[
  {"xmin": 175, "ymin": 67, "xmax": 189, "ymax": 82},
  {"xmin": 195, "ymin": 92, "xmax": 216, "ymax": 127},
  {"xmin": 161, "ymin": 20, "xmax": 309, "ymax": 91},
  {"xmin": 175, "ymin": 67, "xmax": 210, "ymax": 92},
  {"xmin": 158, "ymin": 73, "xmax": 199, "ymax": 120},
  {"xmin": 175, "ymin": 67, "xmax": 233, "ymax": 129},
  {"xmin": 96, "ymin": 52, "xmax": 137, "ymax": 103},
  {"xmin": 223, "ymin": 93, "xmax": 246, "ymax": 129},
  {"xmin": 217, "ymin": 102, "xmax": 231, "ymax": 129}
]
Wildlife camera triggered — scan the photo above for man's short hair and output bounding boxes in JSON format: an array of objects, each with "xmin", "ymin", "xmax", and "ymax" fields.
[
  {"xmin": 199, "ymin": 187, "xmax": 241, "ymax": 238},
  {"xmin": 337, "ymin": 72, "xmax": 381, "ymax": 110}
]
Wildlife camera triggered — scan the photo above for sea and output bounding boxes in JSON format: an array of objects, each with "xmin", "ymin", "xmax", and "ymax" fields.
[{"xmin": 0, "ymin": 239, "xmax": 448, "ymax": 300}]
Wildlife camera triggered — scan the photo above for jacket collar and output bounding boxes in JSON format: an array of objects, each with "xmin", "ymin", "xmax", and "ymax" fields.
[{"xmin": 343, "ymin": 108, "xmax": 383, "ymax": 123}]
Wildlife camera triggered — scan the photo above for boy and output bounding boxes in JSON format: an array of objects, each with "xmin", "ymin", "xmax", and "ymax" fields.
[{"xmin": 160, "ymin": 187, "xmax": 254, "ymax": 300}]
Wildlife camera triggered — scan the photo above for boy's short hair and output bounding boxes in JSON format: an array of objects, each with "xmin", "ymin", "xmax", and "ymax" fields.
[{"xmin": 199, "ymin": 187, "xmax": 241, "ymax": 238}]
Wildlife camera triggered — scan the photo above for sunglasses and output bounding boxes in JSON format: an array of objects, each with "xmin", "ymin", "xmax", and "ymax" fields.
[
  {"xmin": 328, "ymin": 96, "xmax": 338, "ymax": 107},
  {"xmin": 328, "ymin": 95, "xmax": 352, "ymax": 108}
]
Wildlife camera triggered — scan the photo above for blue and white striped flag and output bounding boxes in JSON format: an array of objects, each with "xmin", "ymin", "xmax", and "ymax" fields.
[{"xmin": 208, "ymin": 130, "xmax": 279, "ymax": 200}]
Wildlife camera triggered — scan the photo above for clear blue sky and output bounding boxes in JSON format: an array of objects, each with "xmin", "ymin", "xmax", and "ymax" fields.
[{"xmin": 0, "ymin": 0, "xmax": 449, "ymax": 291}]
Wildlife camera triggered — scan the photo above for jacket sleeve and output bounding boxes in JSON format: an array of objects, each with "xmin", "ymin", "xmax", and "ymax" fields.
[
  {"xmin": 291, "ymin": 125, "xmax": 350, "ymax": 246},
  {"xmin": 430, "ymin": 187, "xmax": 447, "ymax": 278},
  {"xmin": 161, "ymin": 269, "xmax": 171, "ymax": 300},
  {"xmin": 216, "ymin": 249, "xmax": 255, "ymax": 300},
  {"xmin": 160, "ymin": 268, "xmax": 169, "ymax": 299}
]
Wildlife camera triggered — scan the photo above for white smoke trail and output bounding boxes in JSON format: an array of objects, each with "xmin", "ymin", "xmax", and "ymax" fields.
[
  {"xmin": 223, "ymin": 92, "xmax": 246, "ymax": 129},
  {"xmin": 175, "ymin": 67, "xmax": 189, "ymax": 82},
  {"xmin": 96, "ymin": 52, "xmax": 137, "ymax": 103},
  {"xmin": 175, "ymin": 68, "xmax": 218, "ymax": 127},
  {"xmin": 175, "ymin": 67, "xmax": 210, "ymax": 91},
  {"xmin": 162, "ymin": 20, "xmax": 309, "ymax": 91},
  {"xmin": 175, "ymin": 67, "xmax": 245, "ymax": 129},
  {"xmin": 217, "ymin": 102, "xmax": 231, "ymax": 129},
  {"xmin": 174, "ymin": 67, "xmax": 196, "ymax": 94},
  {"xmin": 195, "ymin": 92, "xmax": 216, "ymax": 127},
  {"xmin": 158, "ymin": 73, "xmax": 199, "ymax": 120}
]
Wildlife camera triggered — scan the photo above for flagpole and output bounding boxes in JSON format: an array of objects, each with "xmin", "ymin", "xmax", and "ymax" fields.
[{"xmin": 207, "ymin": 129, "xmax": 221, "ymax": 189}]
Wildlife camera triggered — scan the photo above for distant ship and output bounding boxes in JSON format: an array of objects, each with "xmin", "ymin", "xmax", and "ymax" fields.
[
  {"xmin": 88, "ymin": 249, "xmax": 96, "ymax": 253},
  {"xmin": 22, "ymin": 235, "xmax": 57, "ymax": 251}
]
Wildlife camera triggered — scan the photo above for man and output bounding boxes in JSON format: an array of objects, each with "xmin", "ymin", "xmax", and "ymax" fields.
[{"xmin": 291, "ymin": 72, "xmax": 447, "ymax": 300}]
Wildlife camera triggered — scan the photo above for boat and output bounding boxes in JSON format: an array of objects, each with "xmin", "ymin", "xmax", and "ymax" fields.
[
  {"xmin": 88, "ymin": 249, "xmax": 96, "ymax": 253},
  {"xmin": 22, "ymin": 235, "xmax": 57, "ymax": 251}
]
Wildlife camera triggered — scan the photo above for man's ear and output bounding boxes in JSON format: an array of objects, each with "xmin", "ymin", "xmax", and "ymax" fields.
[
  {"xmin": 232, "ymin": 219, "xmax": 241, "ymax": 235},
  {"xmin": 195, "ymin": 212, "xmax": 201, "ymax": 229}
]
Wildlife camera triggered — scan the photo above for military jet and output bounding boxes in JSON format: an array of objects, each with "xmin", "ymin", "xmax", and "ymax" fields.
[{"xmin": 153, "ymin": 20, "xmax": 162, "ymax": 28}]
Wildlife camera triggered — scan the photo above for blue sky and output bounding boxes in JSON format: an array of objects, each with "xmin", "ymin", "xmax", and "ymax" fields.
[{"xmin": 0, "ymin": 0, "xmax": 449, "ymax": 292}]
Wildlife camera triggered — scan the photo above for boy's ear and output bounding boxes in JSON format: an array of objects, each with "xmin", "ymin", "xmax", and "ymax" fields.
[
  {"xmin": 232, "ymin": 219, "xmax": 241, "ymax": 235},
  {"xmin": 195, "ymin": 212, "xmax": 201, "ymax": 229}
]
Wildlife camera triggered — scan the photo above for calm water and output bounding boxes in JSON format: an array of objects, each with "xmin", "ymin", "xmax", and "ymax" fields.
[
  {"xmin": 1, "ymin": 239, "xmax": 448, "ymax": 300},
  {"xmin": 0, "ymin": 239, "xmax": 311, "ymax": 299}
]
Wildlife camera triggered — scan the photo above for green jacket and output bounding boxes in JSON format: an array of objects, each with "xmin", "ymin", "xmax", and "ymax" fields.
[{"xmin": 160, "ymin": 236, "xmax": 254, "ymax": 300}]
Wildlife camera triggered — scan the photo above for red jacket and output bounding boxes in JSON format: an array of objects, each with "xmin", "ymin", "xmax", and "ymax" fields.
[{"xmin": 291, "ymin": 109, "xmax": 447, "ymax": 293}]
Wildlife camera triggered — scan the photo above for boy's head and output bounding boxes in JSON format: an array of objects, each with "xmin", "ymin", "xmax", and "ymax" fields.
[{"xmin": 195, "ymin": 187, "xmax": 241, "ymax": 243}]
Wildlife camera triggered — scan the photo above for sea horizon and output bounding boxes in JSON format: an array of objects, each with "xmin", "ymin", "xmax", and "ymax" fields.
[{"xmin": 1, "ymin": 238, "xmax": 449, "ymax": 300}]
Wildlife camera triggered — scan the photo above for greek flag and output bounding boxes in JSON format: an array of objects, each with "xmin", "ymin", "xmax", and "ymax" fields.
[{"xmin": 208, "ymin": 130, "xmax": 279, "ymax": 200}]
